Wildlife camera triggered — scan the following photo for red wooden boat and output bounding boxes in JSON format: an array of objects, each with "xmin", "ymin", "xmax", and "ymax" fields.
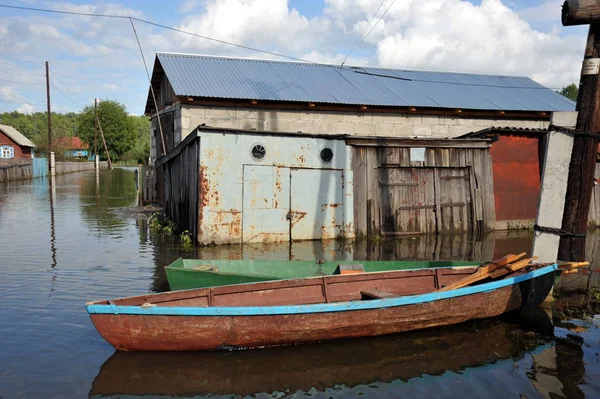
[{"xmin": 86, "ymin": 262, "xmax": 557, "ymax": 351}]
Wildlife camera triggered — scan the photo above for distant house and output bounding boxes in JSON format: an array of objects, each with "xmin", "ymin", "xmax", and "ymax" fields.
[
  {"xmin": 0, "ymin": 124, "xmax": 35, "ymax": 160},
  {"xmin": 57, "ymin": 136, "xmax": 89, "ymax": 159}
]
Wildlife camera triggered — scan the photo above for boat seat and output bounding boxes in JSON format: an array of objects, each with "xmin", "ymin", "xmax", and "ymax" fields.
[
  {"xmin": 334, "ymin": 263, "xmax": 366, "ymax": 275},
  {"xmin": 360, "ymin": 289, "xmax": 398, "ymax": 300}
]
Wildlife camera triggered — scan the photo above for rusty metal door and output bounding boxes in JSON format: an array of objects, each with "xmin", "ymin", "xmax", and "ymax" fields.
[
  {"xmin": 290, "ymin": 169, "xmax": 344, "ymax": 241},
  {"xmin": 379, "ymin": 168, "xmax": 437, "ymax": 235},
  {"xmin": 436, "ymin": 167, "xmax": 472, "ymax": 234},
  {"xmin": 242, "ymin": 165, "xmax": 290, "ymax": 243}
]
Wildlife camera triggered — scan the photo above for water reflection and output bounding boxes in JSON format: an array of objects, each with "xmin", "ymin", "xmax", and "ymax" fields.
[
  {"xmin": 89, "ymin": 311, "xmax": 554, "ymax": 398},
  {"xmin": 1, "ymin": 168, "xmax": 599, "ymax": 398}
]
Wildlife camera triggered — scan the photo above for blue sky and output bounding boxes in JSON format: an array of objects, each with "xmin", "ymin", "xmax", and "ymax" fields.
[{"xmin": 0, "ymin": 0, "xmax": 587, "ymax": 115}]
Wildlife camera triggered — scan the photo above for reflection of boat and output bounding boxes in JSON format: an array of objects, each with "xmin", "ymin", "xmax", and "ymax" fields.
[
  {"xmin": 165, "ymin": 258, "xmax": 482, "ymax": 290},
  {"xmin": 86, "ymin": 264, "xmax": 556, "ymax": 351},
  {"xmin": 89, "ymin": 311, "xmax": 553, "ymax": 398}
]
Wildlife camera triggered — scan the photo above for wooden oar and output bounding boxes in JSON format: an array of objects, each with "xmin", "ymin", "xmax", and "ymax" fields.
[
  {"xmin": 437, "ymin": 253, "xmax": 526, "ymax": 292},
  {"xmin": 437, "ymin": 254, "xmax": 535, "ymax": 292},
  {"xmin": 558, "ymin": 262, "xmax": 590, "ymax": 270}
]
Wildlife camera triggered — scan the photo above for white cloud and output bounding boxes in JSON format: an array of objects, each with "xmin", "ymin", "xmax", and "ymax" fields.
[
  {"xmin": 178, "ymin": 0, "xmax": 203, "ymax": 14},
  {"xmin": 102, "ymin": 83, "xmax": 119, "ymax": 91},
  {"xmin": 0, "ymin": 0, "xmax": 588, "ymax": 114},
  {"xmin": 17, "ymin": 103, "xmax": 36, "ymax": 114},
  {"xmin": 326, "ymin": 0, "xmax": 585, "ymax": 87}
]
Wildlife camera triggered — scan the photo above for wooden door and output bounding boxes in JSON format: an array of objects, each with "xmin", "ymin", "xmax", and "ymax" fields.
[
  {"xmin": 378, "ymin": 167, "xmax": 473, "ymax": 235},
  {"xmin": 436, "ymin": 167, "xmax": 473, "ymax": 234},
  {"xmin": 379, "ymin": 168, "xmax": 437, "ymax": 235}
]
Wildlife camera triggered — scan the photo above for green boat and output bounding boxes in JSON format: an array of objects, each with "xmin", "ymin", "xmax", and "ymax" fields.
[{"xmin": 165, "ymin": 258, "xmax": 481, "ymax": 291}]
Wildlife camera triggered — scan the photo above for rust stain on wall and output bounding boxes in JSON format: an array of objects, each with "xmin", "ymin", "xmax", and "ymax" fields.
[
  {"xmin": 198, "ymin": 165, "xmax": 210, "ymax": 239},
  {"xmin": 289, "ymin": 211, "xmax": 307, "ymax": 228}
]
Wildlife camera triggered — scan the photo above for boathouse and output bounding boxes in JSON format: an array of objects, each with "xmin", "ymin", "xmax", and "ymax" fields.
[
  {"xmin": 144, "ymin": 52, "xmax": 575, "ymax": 244},
  {"xmin": 158, "ymin": 125, "xmax": 493, "ymax": 245}
]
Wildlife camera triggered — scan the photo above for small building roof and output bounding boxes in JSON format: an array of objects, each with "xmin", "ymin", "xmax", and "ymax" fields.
[
  {"xmin": 458, "ymin": 126, "xmax": 550, "ymax": 139},
  {"xmin": 146, "ymin": 52, "xmax": 576, "ymax": 115},
  {"xmin": 0, "ymin": 124, "xmax": 36, "ymax": 148},
  {"xmin": 56, "ymin": 136, "xmax": 89, "ymax": 150}
]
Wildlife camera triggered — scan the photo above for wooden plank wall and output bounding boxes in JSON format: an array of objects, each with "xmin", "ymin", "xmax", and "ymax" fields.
[
  {"xmin": 160, "ymin": 136, "xmax": 200, "ymax": 239},
  {"xmin": 352, "ymin": 145, "xmax": 495, "ymax": 237}
]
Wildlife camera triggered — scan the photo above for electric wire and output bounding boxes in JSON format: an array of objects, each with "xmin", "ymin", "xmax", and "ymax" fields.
[
  {"xmin": 0, "ymin": 3, "xmax": 575, "ymax": 93},
  {"xmin": 129, "ymin": 17, "xmax": 166, "ymax": 154},
  {"xmin": 342, "ymin": 0, "xmax": 387, "ymax": 66}
]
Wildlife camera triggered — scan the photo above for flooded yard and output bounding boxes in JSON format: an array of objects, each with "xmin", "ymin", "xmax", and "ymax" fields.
[{"xmin": 0, "ymin": 168, "xmax": 599, "ymax": 398}]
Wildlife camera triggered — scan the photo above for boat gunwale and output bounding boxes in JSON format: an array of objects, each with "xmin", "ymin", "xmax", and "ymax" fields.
[
  {"xmin": 164, "ymin": 262, "xmax": 483, "ymax": 280},
  {"xmin": 87, "ymin": 264, "xmax": 557, "ymax": 317}
]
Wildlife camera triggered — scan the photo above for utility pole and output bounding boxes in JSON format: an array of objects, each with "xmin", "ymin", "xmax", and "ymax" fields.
[
  {"xmin": 94, "ymin": 98, "xmax": 98, "ymax": 168},
  {"xmin": 96, "ymin": 115, "xmax": 113, "ymax": 170},
  {"xmin": 45, "ymin": 61, "xmax": 52, "ymax": 155},
  {"xmin": 559, "ymin": 1, "xmax": 600, "ymax": 261}
]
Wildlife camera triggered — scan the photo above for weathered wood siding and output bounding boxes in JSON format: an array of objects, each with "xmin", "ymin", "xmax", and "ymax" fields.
[
  {"xmin": 588, "ymin": 162, "xmax": 600, "ymax": 227},
  {"xmin": 351, "ymin": 142, "xmax": 494, "ymax": 237},
  {"xmin": 158, "ymin": 133, "xmax": 200, "ymax": 240}
]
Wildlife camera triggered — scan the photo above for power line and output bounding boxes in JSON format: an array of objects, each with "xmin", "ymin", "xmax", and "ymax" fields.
[
  {"xmin": 342, "ymin": 0, "xmax": 387, "ymax": 66},
  {"xmin": 50, "ymin": 82, "xmax": 87, "ymax": 107},
  {"xmin": 0, "ymin": 59, "xmax": 42, "ymax": 70},
  {"xmin": 0, "ymin": 4, "xmax": 318, "ymax": 64},
  {"xmin": 353, "ymin": 0, "xmax": 397, "ymax": 59},
  {"xmin": 0, "ymin": 70, "xmax": 44, "ymax": 77},
  {"xmin": 0, "ymin": 3, "xmax": 569, "ymax": 93},
  {"xmin": 0, "ymin": 54, "xmax": 44, "ymax": 65},
  {"xmin": 0, "ymin": 78, "xmax": 46, "ymax": 86},
  {"xmin": 129, "ymin": 17, "xmax": 166, "ymax": 154},
  {"xmin": 50, "ymin": 70, "xmax": 79, "ymax": 97}
]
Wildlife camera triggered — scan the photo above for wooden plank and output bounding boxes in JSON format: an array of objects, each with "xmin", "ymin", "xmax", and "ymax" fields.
[
  {"xmin": 433, "ymin": 167, "xmax": 442, "ymax": 234},
  {"xmin": 360, "ymin": 289, "xmax": 399, "ymax": 299},
  {"xmin": 437, "ymin": 253, "xmax": 526, "ymax": 292}
]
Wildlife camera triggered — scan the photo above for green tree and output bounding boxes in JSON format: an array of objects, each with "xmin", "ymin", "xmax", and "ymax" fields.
[
  {"xmin": 557, "ymin": 84, "xmax": 579, "ymax": 102},
  {"xmin": 77, "ymin": 100, "xmax": 136, "ymax": 162},
  {"xmin": 123, "ymin": 115, "xmax": 151, "ymax": 164}
]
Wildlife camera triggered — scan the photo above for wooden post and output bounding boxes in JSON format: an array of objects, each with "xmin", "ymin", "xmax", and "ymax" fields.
[
  {"xmin": 559, "ymin": 1, "xmax": 600, "ymax": 261},
  {"xmin": 45, "ymin": 61, "xmax": 52, "ymax": 158},
  {"xmin": 96, "ymin": 115, "xmax": 113, "ymax": 170},
  {"xmin": 94, "ymin": 98, "xmax": 98, "ymax": 169}
]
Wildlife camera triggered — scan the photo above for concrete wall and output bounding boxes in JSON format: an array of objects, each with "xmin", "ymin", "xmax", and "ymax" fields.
[
  {"xmin": 197, "ymin": 130, "xmax": 353, "ymax": 245},
  {"xmin": 179, "ymin": 104, "xmax": 549, "ymax": 142}
]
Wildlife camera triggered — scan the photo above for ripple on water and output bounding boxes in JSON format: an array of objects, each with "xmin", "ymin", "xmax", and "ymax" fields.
[{"xmin": 1, "ymin": 168, "xmax": 599, "ymax": 398}]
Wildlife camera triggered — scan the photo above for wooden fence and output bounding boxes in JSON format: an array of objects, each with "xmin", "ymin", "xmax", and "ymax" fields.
[
  {"xmin": 0, "ymin": 160, "xmax": 108, "ymax": 182},
  {"xmin": 156, "ymin": 132, "xmax": 200, "ymax": 240}
]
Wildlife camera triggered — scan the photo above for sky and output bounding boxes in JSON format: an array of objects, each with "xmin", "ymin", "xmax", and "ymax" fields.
[{"xmin": 0, "ymin": 0, "xmax": 589, "ymax": 116}]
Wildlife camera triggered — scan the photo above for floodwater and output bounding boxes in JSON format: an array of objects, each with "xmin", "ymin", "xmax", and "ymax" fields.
[{"xmin": 0, "ymin": 168, "xmax": 599, "ymax": 399}]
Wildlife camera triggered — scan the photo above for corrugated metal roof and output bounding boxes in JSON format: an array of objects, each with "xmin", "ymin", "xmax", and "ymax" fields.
[
  {"xmin": 0, "ymin": 124, "xmax": 35, "ymax": 147},
  {"xmin": 457, "ymin": 126, "xmax": 550, "ymax": 139},
  {"xmin": 150, "ymin": 52, "xmax": 576, "ymax": 113}
]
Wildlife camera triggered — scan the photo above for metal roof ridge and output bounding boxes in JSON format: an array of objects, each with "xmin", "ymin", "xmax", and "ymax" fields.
[{"xmin": 155, "ymin": 51, "xmax": 533, "ymax": 80}]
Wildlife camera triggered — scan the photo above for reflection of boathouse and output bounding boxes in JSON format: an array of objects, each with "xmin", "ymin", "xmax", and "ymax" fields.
[{"xmin": 144, "ymin": 53, "xmax": 575, "ymax": 244}]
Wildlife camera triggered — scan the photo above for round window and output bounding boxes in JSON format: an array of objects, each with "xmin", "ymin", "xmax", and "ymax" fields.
[
  {"xmin": 320, "ymin": 148, "xmax": 333, "ymax": 163},
  {"xmin": 251, "ymin": 144, "xmax": 266, "ymax": 160}
]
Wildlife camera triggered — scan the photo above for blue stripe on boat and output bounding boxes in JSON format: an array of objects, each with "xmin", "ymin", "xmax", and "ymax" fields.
[{"xmin": 87, "ymin": 264, "xmax": 557, "ymax": 317}]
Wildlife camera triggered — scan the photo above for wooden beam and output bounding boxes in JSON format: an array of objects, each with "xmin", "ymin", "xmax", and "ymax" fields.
[
  {"xmin": 559, "ymin": 23, "xmax": 600, "ymax": 261},
  {"xmin": 563, "ymin": 1, "xmax": 600, "ymax": 26}
]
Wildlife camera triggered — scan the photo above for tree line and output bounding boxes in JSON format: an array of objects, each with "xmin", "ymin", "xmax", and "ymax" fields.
[{"xmin": 0, "ymin": 100, "xmax": 150, "ymax": 164}]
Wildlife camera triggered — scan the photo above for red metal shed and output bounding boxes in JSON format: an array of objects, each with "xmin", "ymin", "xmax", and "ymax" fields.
[{"xmin": 459, "ymin": 127, "xmax": 548, "ymax": 230}]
